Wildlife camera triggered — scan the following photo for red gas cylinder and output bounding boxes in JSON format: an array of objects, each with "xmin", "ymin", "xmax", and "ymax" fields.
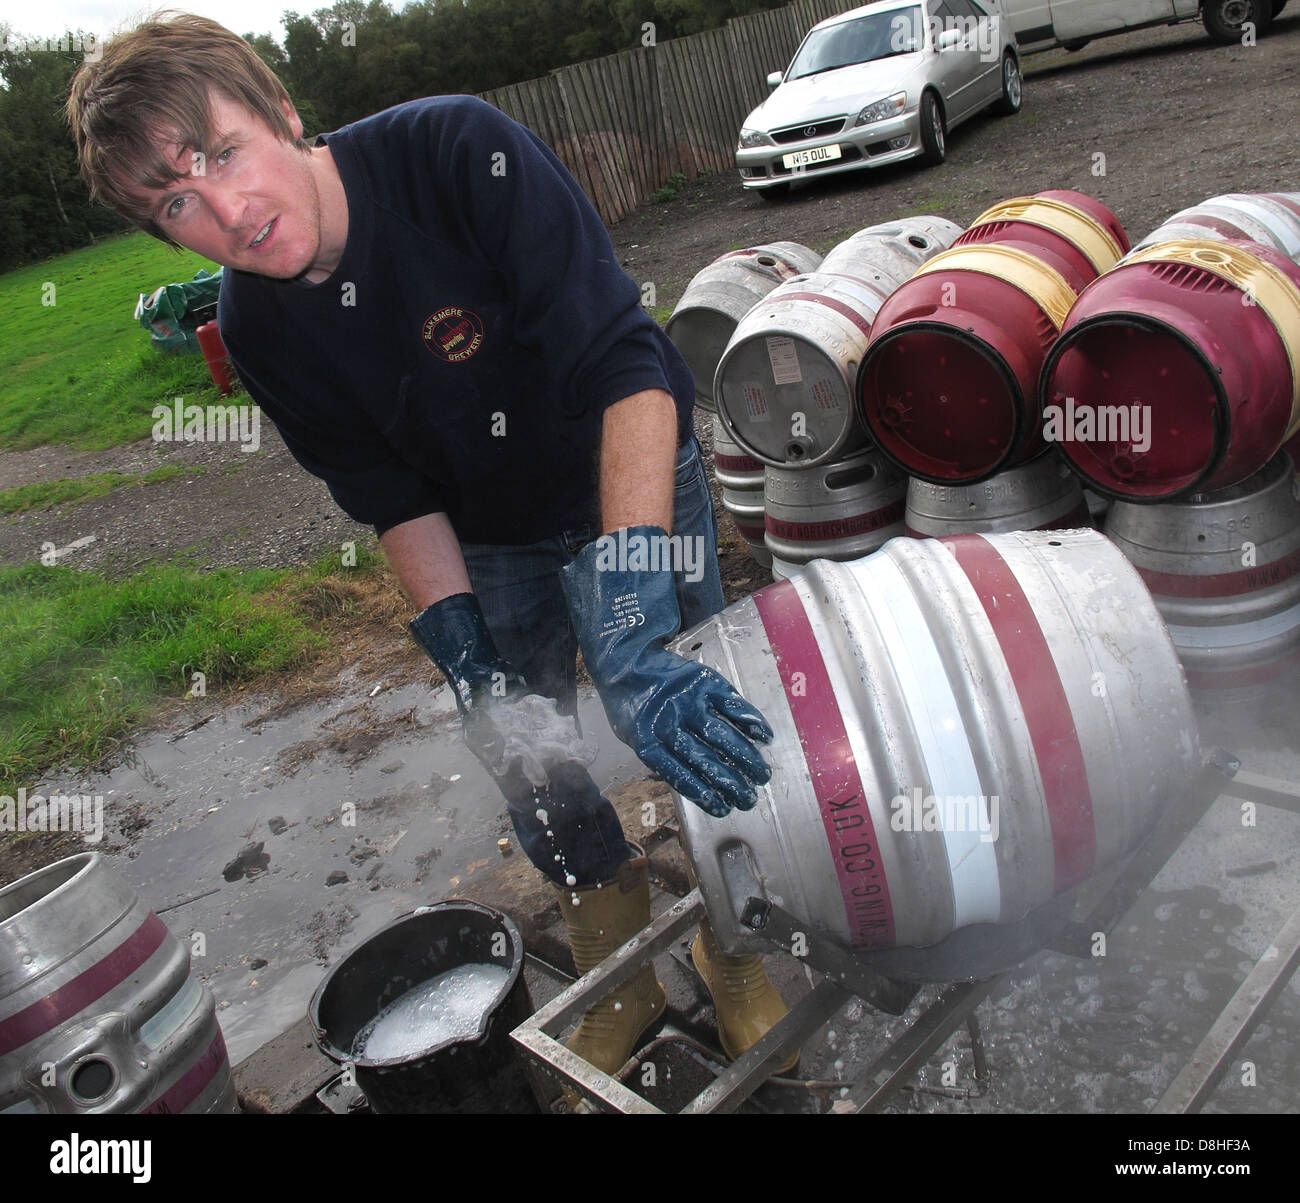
[
  {"xmin": 857, "ymin": 192, "xmax": 1128, "ymax": 485},
  {"xmin": 196, "ymin": 320, "xmax": 238, "ymax": 397},
  {"xmin": 1040, "ymin": 237, "xmax": 1300, "ymax": 501}
]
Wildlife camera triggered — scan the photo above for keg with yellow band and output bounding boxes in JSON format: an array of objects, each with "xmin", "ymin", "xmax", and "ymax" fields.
[
  {"xmin": 970, "ymin": 196, "xmax": 1126, "ymax": 276},
  {"xmin": 911, "ymin": 243, "xmax": 1078, "ymax": 331},
  {"xmin": 1125, "ymin": 238, "xmax": 1300, "ymax": 437}
]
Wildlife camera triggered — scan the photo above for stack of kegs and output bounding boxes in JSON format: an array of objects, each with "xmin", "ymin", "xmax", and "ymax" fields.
[
  {"xmin": 858, "ymin": 191, "xmax": 1130, "ymax": 484},
  {"xmin": 1038, "ymin": 191, "xmax": 1300, "ymax": 689},
  {"xmin": 712, "ymin": 217, "xmax": 964, "ymax": 578},
  {"xmin": 667, "ymin": 242, "xmax": 822, "ymax": 567}
]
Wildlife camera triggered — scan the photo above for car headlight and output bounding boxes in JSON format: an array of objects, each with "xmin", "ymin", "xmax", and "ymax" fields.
[
  {"xmin": 853, "ymin": 93, "xmax": 906, "ymax": 127},
  {"xmin": 738, "ymin": 128, "xmax": 774, "ymax": 149}
]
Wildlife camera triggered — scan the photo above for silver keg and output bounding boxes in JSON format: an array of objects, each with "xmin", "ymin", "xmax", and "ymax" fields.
[
  {"xmin": 0, "ymin": 852, "xmax": 239, "ymax": 1114},
  {"xmin": 1104, "ymin": 451, "xmax": 1300, "ymax": 689},
  {"xmin": 1129, "ymin": 192, "xmax": 1300, "ymax": 264},
  {"xmin": 714, "ymin": 217, "xmax": 962, "ymax": 468},
  {"xmin": 667, "ymin": 242, "xmax": 823, "ymax": 410},
  {"xmin": 712, "ymin": 412, "xmax": 770, "ymax": 567},
  {"xmin": 904, "ymin": 453, "xmax": 1091, "ymax": 537},
  {"xmin": 764, "ymin": 447, "xmax": 907, "ymax": 566},
  {"xmin": 669, "ymin": 529, "xmax": 1199, "ymax": 962}
]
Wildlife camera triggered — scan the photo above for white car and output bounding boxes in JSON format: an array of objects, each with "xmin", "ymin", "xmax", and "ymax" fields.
[{"xmin": 736, "ymin": 0, "xmax": 1022, "ymax": 196}]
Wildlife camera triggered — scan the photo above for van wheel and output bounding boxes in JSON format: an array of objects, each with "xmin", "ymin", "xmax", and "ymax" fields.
[
  {"xmin": 993, "ymin": 52, "xmax": 1022, "ymax": 115},
  {"xmin": 919, "ymin": 92, "xmax": 946, "ymax": 166},
  {"xmin": 1204, "ymin": 0, "xmax": 1274, "ymax": 41}
]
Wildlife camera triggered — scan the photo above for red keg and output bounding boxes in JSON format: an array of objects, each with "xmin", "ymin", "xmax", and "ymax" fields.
[
  {"xmin": 1040, "ymin": 237, "xmax": 1300, "ymax": 501},
  {"xmin": 858, "ymin": 192, "xmax": 1128, "ymax": 484}
]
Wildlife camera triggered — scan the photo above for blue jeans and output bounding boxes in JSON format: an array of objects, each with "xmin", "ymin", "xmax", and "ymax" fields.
[{"xmin": 461, "ymin": 436, "xmax": 725, "ymax": 886}]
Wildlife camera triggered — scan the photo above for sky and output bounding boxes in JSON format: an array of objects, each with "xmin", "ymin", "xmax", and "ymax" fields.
[{"xmin": 0, "ymin": 0, "xmax": 375, "ymax": 45}]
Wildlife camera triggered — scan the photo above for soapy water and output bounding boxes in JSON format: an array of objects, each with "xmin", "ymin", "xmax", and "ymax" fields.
[
  {"xmin": 488, "ymin": 694, "xmax": 597, "ymax": 787},
  {"xmin": 351, "ymin": 963, "xmax": 512, "ymax": 1062}
]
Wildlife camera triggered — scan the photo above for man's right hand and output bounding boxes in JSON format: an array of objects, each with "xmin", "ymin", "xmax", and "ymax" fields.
[{"xmin": 409, "ymin": 592, "xmax": 591, "ymax": 792}]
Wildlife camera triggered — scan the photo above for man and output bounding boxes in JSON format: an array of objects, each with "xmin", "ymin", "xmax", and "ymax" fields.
[{"xmin": 67, "ymin": 12, "xmax": 796, "ymax": 1091}]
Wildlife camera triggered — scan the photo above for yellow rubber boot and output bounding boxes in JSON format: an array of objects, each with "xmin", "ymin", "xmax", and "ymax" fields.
[
  {"xmin": 556, "ymin": 846, "xmax": 667, "ymax": 1088},
  {"xmin": 691, "ymin": 914, "xmax": 799, "ymax": 1075}
]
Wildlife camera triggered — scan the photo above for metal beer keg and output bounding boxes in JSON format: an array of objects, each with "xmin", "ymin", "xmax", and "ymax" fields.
[
  {"xmin": 905, "ymin": 452, "xmax": 1091, "ymax": 537},
  {"xmin": 0, "ymin": 853, "xmax": 239, "ymax": 1113},
  {"xmin": 764, "ymin": 447, "xmax": 907, "ymax": 566},
  {"xmin": 668, "ymin": 530, "xmax": 1199, "ymax": 970},
  {"xmin": 712, "ymin": 412, "xmax": 770, "ymax": 567},
  {"xmin": 667, "ymin": 242, "xmax": 822, "ymax": 410},
  {"xmin": 1104, "ymin": 451, "xmax": 1300, "ymax": 688}
]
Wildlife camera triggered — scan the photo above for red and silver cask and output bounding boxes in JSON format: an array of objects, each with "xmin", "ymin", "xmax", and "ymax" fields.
[
  {"xmin": 669, "ymin": 530, "xmax": 1198, "ymax": 961},
  {"xmin": 667, "ymin": 242, "xmax": 822, "ymax": 411},
  {"xmin": 905, "ymin": 453, "xmax": 1091, "ymax": 537},
  {"xmin": 764, "ymin": 447, "xmax": 906, "ymax": 569},
  {"xmin": 0, "ymin": 853, "xmax": 238, "ymax": 1114},
  {"xmin": 1104, "ymin": 452, "xmax": 1300, "ymax": 689}
]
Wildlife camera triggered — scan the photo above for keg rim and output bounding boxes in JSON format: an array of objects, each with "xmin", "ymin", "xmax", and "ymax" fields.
[
  {"xmin": 859, "ymin": 319, "xmax": 1025, "ymax": 485},
  {"xmin": 0, "ymin": 851, "xmax": 99, "ymax": 929},
  {"xmin": 1039, "ymin": 310, "xmax": 1231, "ymax": 504}
]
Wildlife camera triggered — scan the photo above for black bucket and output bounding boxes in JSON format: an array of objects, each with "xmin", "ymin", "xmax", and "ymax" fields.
[{"xmin": 309, "ymin": 900, "xmax": 539, "ymax": 1113}]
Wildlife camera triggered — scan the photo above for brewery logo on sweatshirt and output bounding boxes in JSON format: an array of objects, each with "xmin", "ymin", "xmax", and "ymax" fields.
[{"xmin": 422, "ymin": 307, "xmax": 484, "ymax": 362}]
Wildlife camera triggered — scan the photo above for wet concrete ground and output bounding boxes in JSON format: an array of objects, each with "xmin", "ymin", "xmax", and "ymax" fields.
[
  {"xmin": 45, "ymin": 657, "xmax": 1300, "ymax": 1113},
  {"xmin": 43, "ymin": 669, "xmax": 641, "ymax": 1070}
]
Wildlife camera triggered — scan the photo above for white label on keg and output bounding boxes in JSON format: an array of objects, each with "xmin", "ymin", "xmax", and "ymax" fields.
[{"xmin": 765, "ymin": 335, "xmax": 803, "ymax": 385}]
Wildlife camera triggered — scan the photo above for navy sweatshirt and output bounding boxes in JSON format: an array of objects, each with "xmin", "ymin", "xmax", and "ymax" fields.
[{"xmin": 218, "ymin": 95, "xmax": 694, "ymax": 544}]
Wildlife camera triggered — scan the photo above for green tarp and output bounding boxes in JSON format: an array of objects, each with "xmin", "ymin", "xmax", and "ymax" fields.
[{"xmin": 134, "ymin": 268, "xmax": 223, "ymax": 354}]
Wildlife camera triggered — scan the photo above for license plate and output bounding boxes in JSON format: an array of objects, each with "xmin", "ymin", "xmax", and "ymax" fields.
[{"xmin": 781, "ymin": 144, "xmax": 842, "ymax": 170}]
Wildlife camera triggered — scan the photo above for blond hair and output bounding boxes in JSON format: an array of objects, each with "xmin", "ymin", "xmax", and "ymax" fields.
[{"xmin": 66, "ymin": 11, "xmax": 308, "ymax": 240}]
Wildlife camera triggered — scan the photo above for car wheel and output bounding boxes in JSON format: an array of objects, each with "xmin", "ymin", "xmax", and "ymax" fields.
[
  {"xmin": 919, "ymin": 92, "xmax": 946, "ymax": 166},
  {"xmin": 1203, "ymin": 0, "xmax": 1274, "ymax": 41},
  {"xmin": 757, "ymin": 182, "xmax": 792, "ymax": 201},
  {"xmin": 993, "ymin": 52, "xmax": 1022, "ymax": 116}
]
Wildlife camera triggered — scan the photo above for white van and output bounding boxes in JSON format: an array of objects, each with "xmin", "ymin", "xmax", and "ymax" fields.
[{"xmin": 1003, "ymin": 0, "xmax": 1284, "ymax": 50}]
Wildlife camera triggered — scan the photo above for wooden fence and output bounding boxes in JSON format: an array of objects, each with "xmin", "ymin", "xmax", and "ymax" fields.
[{"xmin": 479, "ymin": 0, "xmax": 862, "ymax": 225}]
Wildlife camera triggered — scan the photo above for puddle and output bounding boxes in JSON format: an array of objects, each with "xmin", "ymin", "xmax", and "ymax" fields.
[{"xmin": 37, "ymin": 677, "xmax": 642, "ymax": 1067}]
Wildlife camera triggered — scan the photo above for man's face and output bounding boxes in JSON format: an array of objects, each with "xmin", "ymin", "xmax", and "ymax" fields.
[{"xmin": 137, "ymin": 92, "xmax": 324, "ymax": 279}]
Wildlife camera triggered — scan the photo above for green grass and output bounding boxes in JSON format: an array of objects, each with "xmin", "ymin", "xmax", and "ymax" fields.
[
  {"xmin": 0, "ymin": 465, "xmax": 194, "ymax": 516},
  {"xmin": 0, "ymin": 230, "xmax": 225, "ymax": 452},
  {"xmin": 0, "ymin": 544, "xmax": 383, "ymax": 795}
]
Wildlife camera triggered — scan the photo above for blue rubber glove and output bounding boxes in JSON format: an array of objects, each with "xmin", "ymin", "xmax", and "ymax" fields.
[
  {"xmin": 561, "ymin": 526, "xmax": 773, "ymax": 817},
  {"xmin": 409, "ymin": 592, "xmax": 535, "ymax": 785}
]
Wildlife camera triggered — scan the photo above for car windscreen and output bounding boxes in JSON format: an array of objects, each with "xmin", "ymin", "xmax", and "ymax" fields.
[{"xmin": 786, "ymin": 7, "xmax": 923, "ymax": 80}]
